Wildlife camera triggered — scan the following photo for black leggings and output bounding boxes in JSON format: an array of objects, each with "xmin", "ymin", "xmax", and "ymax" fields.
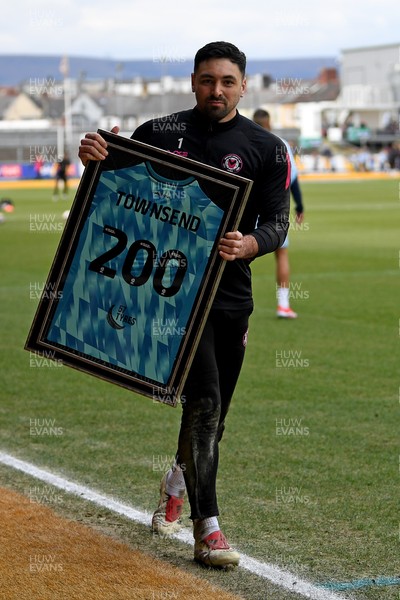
[{"xmin": 177, "ymin": 308, "xmax": 251, "ymax": 520}]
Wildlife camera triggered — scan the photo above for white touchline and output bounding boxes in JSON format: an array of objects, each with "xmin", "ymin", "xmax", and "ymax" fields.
[{"xmin": 0, "ymin": 452, "xmax": 347, "ymax": 600}]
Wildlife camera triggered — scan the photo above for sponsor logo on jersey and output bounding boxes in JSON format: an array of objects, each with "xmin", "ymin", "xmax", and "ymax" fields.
[
  {"xmin": 221, "ymin": 154, "xmax": 243, "ymax": 173},
  {"xmin": 107, "ymin": 305, "xmax": 136, "ymax": 330}
]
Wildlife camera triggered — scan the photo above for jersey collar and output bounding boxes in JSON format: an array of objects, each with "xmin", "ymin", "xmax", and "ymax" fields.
[{"xmin": 191, "ymin": 107, "xmax": 240, "ymax": 132}]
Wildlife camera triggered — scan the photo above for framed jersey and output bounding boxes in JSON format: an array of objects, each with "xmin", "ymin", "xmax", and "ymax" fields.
[{"xmin": 25, "ymin": 130, "xmax": 253, "ymax": 406}]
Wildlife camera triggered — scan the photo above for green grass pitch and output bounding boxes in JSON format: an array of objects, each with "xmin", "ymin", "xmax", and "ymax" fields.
[{"xmin": 0, "ymin": 178, "xmax": 399, "ymax": 599}]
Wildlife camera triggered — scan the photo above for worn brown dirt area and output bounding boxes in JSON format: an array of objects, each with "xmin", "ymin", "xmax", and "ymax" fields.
[{"xmin": 0, "ymin": 487, "xmax": 245, "ymax": 600}]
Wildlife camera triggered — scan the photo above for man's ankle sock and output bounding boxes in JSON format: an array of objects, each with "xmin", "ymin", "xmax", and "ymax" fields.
[
  {"xmin": 193, "ymin": 516, "xmax": 220, "ymax": 540},
  {"xmin": 165, "ymin": 464, "xmax": 186, "ymax": 498}
]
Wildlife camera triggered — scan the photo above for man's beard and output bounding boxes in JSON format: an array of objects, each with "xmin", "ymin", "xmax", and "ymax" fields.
[{"xmin": 203, "ymin": 97, "xmax": 230, "ymax": 121}]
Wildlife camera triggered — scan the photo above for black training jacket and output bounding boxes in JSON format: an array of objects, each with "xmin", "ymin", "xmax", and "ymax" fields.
[{"xmin": 132, "ymin": 107, "xmax": 290, "ymax": 311}]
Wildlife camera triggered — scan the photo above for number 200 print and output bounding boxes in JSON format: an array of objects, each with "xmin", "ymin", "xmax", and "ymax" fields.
[{"xmin": 89, "ymin": 225, "xmax": 188, "ymax": 298}]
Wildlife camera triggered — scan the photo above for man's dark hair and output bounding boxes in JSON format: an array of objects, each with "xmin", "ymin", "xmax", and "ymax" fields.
[
  {"xmin": 194, "ymin": 41, "xmax": 246, "ymax": 76},
  {"xmin": 253, "ymin": 108, "xmax": 270, "ymax": 120}
]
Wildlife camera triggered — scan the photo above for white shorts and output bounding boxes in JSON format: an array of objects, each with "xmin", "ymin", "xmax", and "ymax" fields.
[{"xmin": 280, "ymin": 234, "xmax": 289, "ymax": 249}]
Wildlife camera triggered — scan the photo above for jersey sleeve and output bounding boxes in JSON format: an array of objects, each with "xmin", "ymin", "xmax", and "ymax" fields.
[
  {"xmin": 131, "ymin": 121, "xmax": 154, "ymax": 144},
  {"xmin": 251, "ymin": 139, "xmax": 291, "ymax": 256}
]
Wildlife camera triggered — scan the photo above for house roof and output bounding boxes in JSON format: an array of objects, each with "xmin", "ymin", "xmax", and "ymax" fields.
[
  {"xmin": 35, "ymin": 96, "xmax": 65, "ymax": 119},
  {"xmin": 0, "ymin": 94, "xmax": 15, "ymax": 117},
  {"xmin": 280, "ymin": 80, "xmax": 340, "ymax": 104}
]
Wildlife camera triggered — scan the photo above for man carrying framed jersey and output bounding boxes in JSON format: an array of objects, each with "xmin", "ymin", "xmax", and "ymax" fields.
[{"xmin": 79, "ymin": 41, "xmax": 290, "ymax": 568}]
